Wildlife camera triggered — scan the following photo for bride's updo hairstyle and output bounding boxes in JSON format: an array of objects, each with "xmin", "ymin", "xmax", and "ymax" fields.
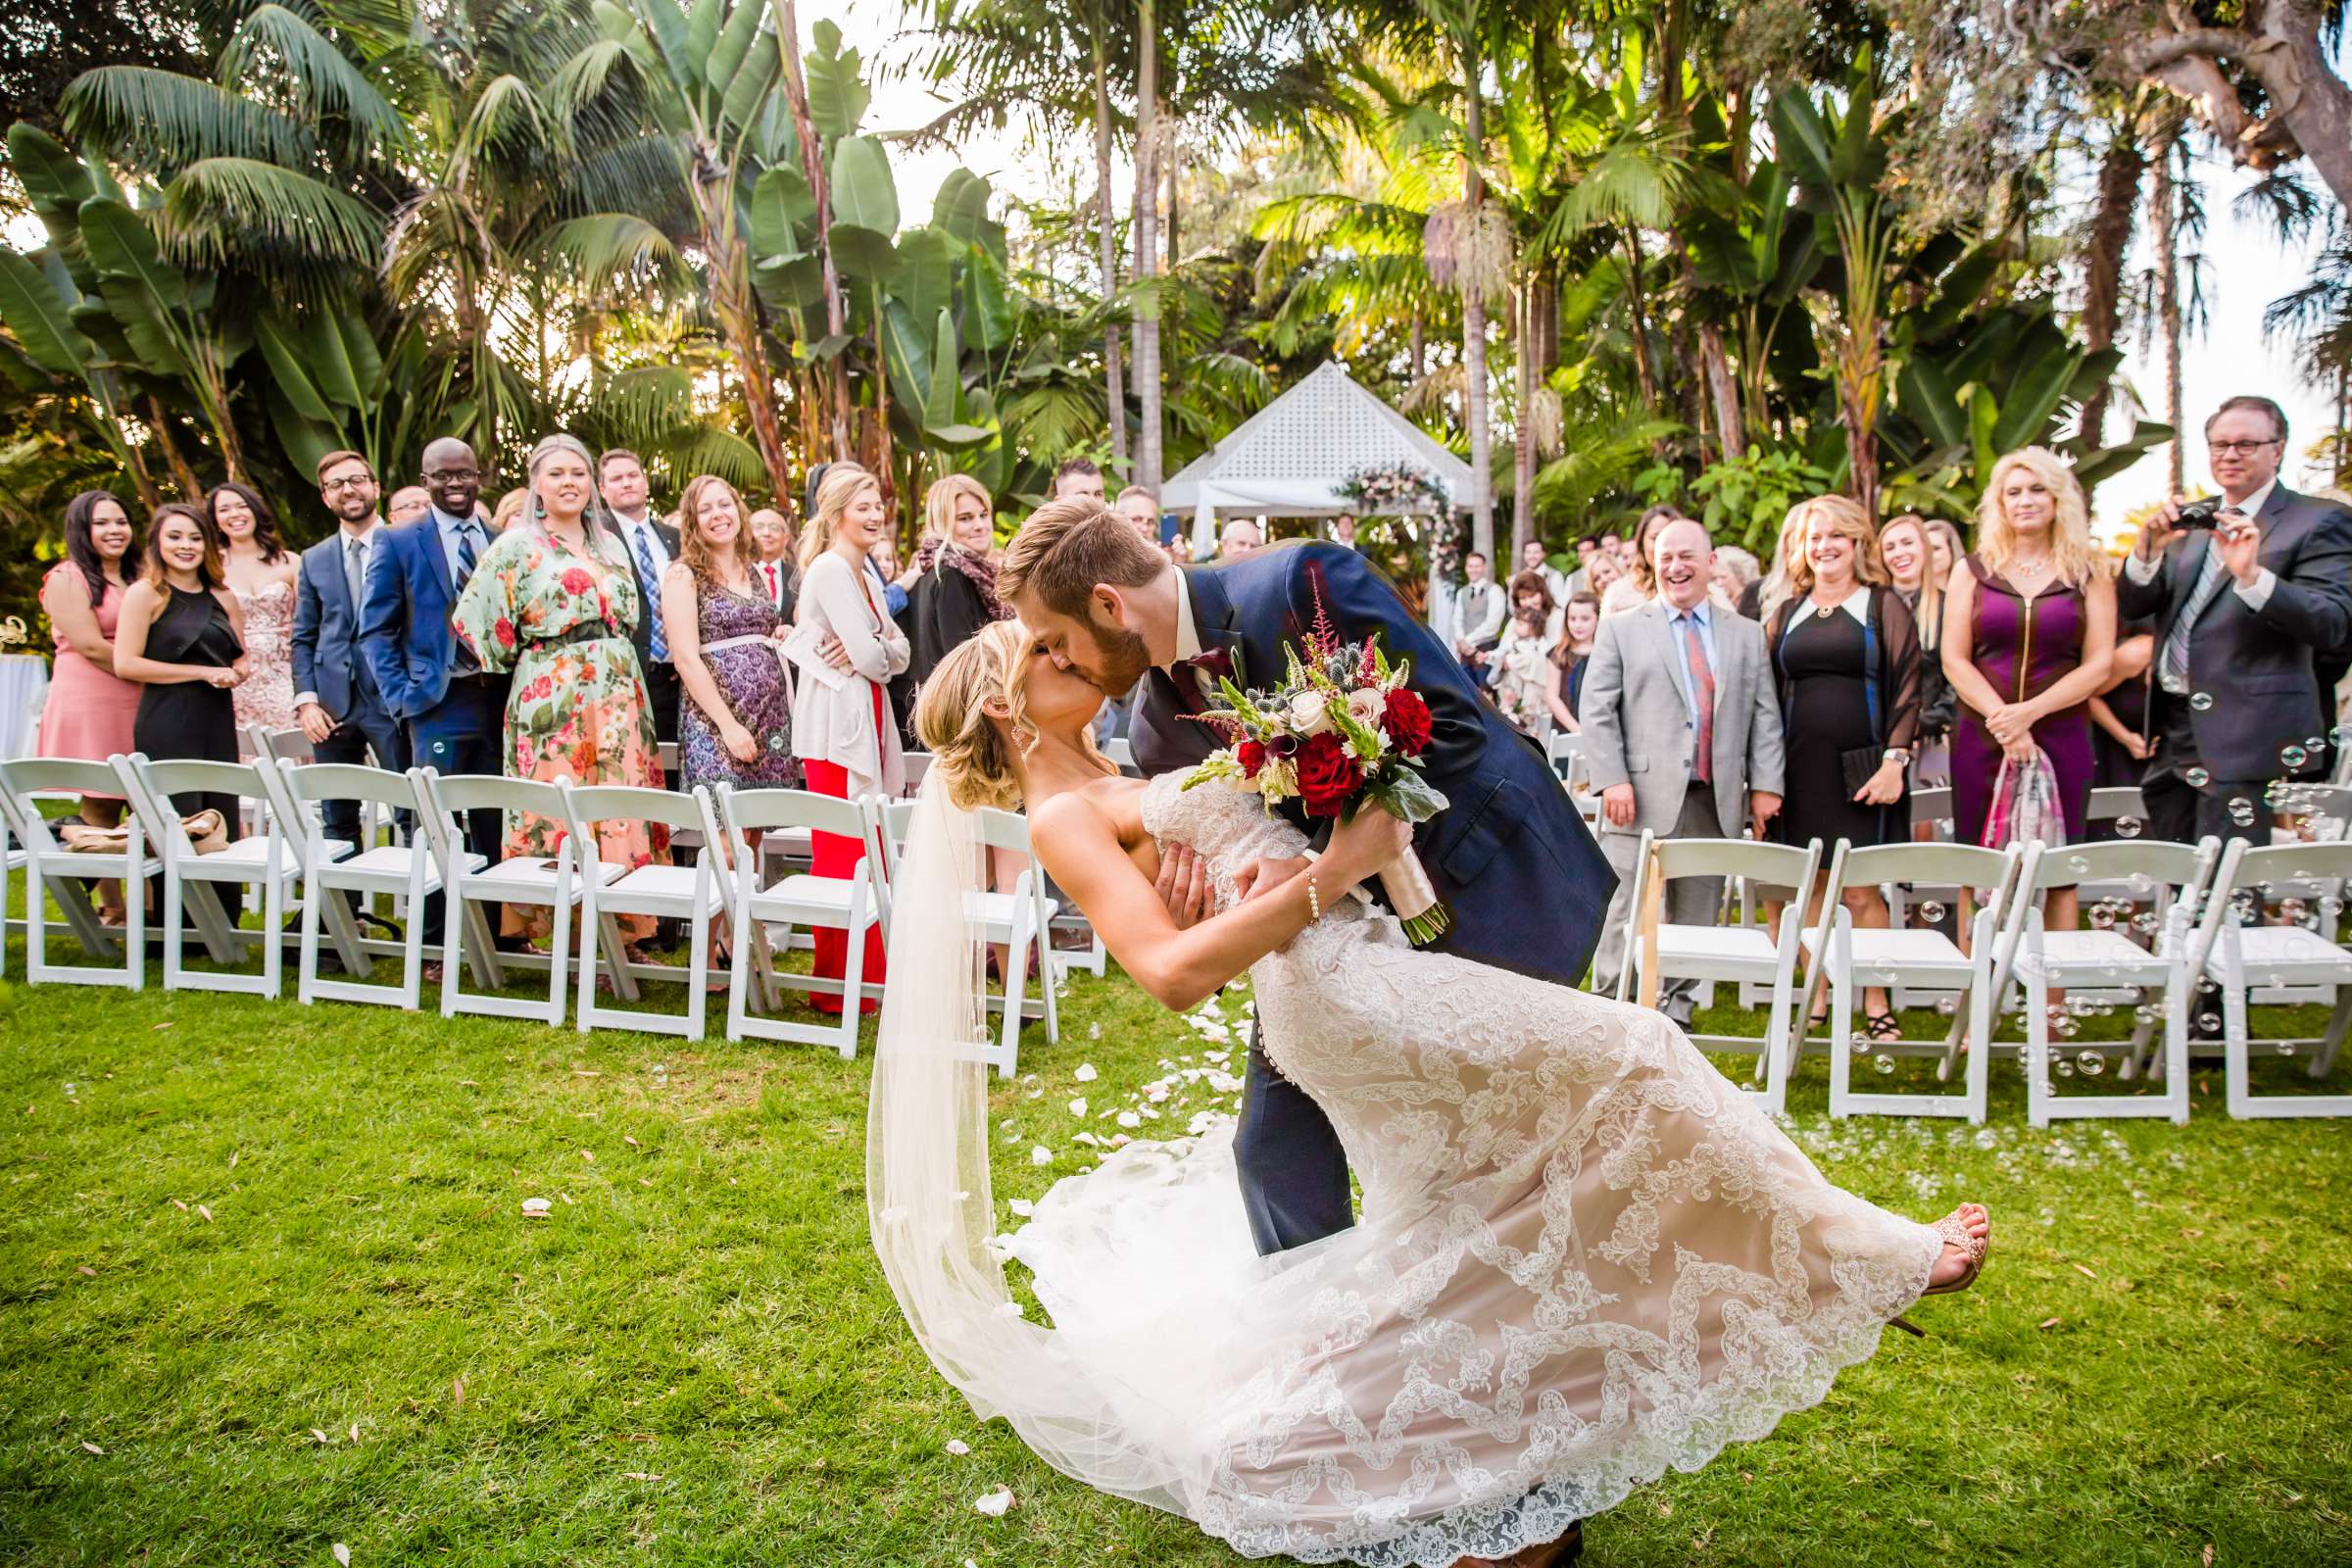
[{"xmin": 917, "ymin": 621, "xmax": 1039, "ymax": 811}]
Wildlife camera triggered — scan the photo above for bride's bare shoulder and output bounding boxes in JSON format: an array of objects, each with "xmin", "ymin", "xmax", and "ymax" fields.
[{"xmin": 1029, "ymin": 775, "xmax": 1147, "ymax": 849}]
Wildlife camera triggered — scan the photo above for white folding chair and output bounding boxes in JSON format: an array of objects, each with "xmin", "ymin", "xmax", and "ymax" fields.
[
  {"xmin": 1805, "ymin": 840, "xmax": 2020, "ymax": 1123},
  {"xmin": 1102, "ymin": 736, "xmax": 1136, "ymax": 771},
  {"xmin": 280, "ymin": 761, "xmax": 454, "ymax": 1009},
  {"xmin": 0, "ymin": 818, "xmax": 21, "ymax": 980},
  {"xmin": 563, "ymin": 781, "xmax": 721, "ymax": 1039},
  {"xmin": 900, "ymin": 752, "xmax": 934, "ymax": 796},
  {"xmin": 0, "ymin": 757, "xmax": 158, "ymax": 988},
  {"xmin": 115, "ymin": 754, "xmax": 294, "ymax": 996},
  {"xmin": 1619, "ymin": 832, "xmax": 1820, "ymax": 1116},
  {"xmin": 715, "ymin": 786, "xmax": 883, "ymax": 1055},
  {"xmin": 2183, "ymin": 840, "xmax": 2352, "ymax": 1118},
  {"xmin": 420, "ymin": 770, "xmax": 611, "ymax": 1025},
  {"xmin": 1988, "ymin": 838, "xmax": 2215, "ymax": 1127},
  {"xmin": 1546, "ymin": 732, "xmax": 1584, "ymax": 791}
]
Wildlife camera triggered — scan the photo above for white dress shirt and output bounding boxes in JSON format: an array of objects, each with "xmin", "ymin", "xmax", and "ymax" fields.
[
  {"xmin": 294, "ymin": 521, "xmax": 380, "ymax": 710},
  {"xmin": 2123, "ymin": 477, "xmax": 2278, "ymax": 610}
]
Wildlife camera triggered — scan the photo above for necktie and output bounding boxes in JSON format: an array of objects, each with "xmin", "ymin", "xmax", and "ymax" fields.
[
  {"xmin": 2159, "ymin": 511, "xmax": 2241, "ymax": 694},
  {"xmin": 343, "ymin": 537, "xmax": 366, "ymax": 613},
  {"xmin": 454, "ymin": 521, "xmax": 481, "ymax": 594},
  {"xmin": 635, "ymin": 527, "xmax": 669, "ymax": 662},
  {"xmin": 1680, "ymin": 612, "xmax": 1715, "ymax": 785},
  {"xmin": 762, "ymin": 562, "xmax": 780, "ymax": 606}
]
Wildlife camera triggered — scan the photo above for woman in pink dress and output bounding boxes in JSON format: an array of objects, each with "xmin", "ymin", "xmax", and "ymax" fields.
[
  {"xmin": 37, "ymin": 490, "xmax": 145, "ymax": 923},
  {"xmin": 208, "ymin": 482, "xmax": 300, "ymax": 733}
]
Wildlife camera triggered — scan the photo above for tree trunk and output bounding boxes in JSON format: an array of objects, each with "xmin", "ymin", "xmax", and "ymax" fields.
[
  {"xmin": 2076, "ymin": 123, "xmax": 2145, "ymax": 458},
  {"xmin": 2149, "ymin": 118, "xmax": 2186, "ymax": 496},
  {"xmin": 1511, "ymin": 279, "xmax": 1533, "ymax": 564},
  {"xmin": 1131, "ymin": 2, "xmax": 1164, "ymax": 492},
  {"xmin": 1459, "ymin": 32, "xmax": 1494, "ymax": 564},
  {"xmin": 697, "ymin": 167, "xmax": 797, "ymax": 503},
  {"xmin": 1409, "ymin": 312, "xmax": 1426, "ymax": 382},
  {"xmin": 1091, "ymin": 40, "xmax": 1127, "ymax": 469},
  {"xmin": 2126, "ymin": 14, "xmax": 2352, "ymax": 215},
  {"xmin": 1699, "ymin": 321, "xmax": 1743, "ymax": 463},
  {"xmin": 144, "ymin": 395, "xmax": 205, "ymax": 499},
  {"xmin": 771, "ymin": 0, "xmax": 851, "ymax": 462},
  {"xmin": 1164, "ymin": 119, "xmax": 1181, "ymax": 270},
  {"xmin": 1618, "ymin": 227, "xmax": 1659, "ymax": 411}
]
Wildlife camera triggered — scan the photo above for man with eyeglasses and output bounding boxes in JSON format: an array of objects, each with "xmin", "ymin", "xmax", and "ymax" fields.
[
  {"xmin": 291, "ymin": 451, "xmax": 407, "ymax": 852},
  {"xmin": 363, "ymin": 437, "xmax": 512, "ymax": 952},
  {"xmin": 2121, "ymin": 394, "xmax": 2352, "ymax": 847}
]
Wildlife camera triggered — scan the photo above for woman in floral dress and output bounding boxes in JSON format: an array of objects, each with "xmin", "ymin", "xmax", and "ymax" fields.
[
  {"xmin": 452, "ymin": 433, "xmax": 668, "ymax": 947},
  {"xmin": 208, "ymin": 482, "xmax": 300, "ymax": 731}
]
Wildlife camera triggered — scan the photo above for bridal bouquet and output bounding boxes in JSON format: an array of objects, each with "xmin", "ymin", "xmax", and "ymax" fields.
[{"xmin": 1182, "ymin": 614, "xmax": 1451, "ymax": 944}]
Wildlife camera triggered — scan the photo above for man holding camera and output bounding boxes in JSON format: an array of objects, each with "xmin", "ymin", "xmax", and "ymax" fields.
[{"xmin": 2121, "ymin": 395, "xmax": 2352, "ymax": 846}]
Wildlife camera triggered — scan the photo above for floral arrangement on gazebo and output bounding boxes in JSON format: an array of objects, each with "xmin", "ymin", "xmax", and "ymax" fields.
[{"xmin": 1335, "ymin": 462, "xmax": 1446, "ymax": 518}]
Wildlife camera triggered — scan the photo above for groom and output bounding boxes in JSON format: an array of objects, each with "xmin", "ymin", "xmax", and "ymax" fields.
[{"xmin": 1002, "ymin": 501, "xmax": 1617, "ymax": 1257}]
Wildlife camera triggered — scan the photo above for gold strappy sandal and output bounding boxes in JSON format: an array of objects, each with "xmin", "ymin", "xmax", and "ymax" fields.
[{"xmin": 1890, "ymin": 1203, "xmax": 1990, "ymax": 1338}]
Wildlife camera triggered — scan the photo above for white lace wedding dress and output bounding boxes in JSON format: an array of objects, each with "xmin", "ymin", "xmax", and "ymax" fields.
[{"xmin": 869, "ymin": 771, "xmax": 1944, "ymax": 1566}]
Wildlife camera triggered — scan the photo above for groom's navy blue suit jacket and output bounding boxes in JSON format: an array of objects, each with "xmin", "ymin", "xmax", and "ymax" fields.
[{"xmin": 1131, "ymin": 540, "xmax": 1616, "ymax": 989}]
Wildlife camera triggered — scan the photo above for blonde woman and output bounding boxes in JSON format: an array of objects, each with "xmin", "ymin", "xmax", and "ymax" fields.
[
  {"xmin": 1942, "ymin": 446, "xmax": 2115, "ymax": 858},
  {"xmin": 906, "ymin": 472, "xmax": 1010, "ymax": 692},
  {"xmin": 792, "ymin": 464, "xmax": 909, "ymax": 1013},
  {"xmin": 1763, "ymin": 495, "xmax": 1924, "ymax": 1041},
  {"xmin": 1880, "ymin": 513, "xmax": 1954, "ymax": 784}
]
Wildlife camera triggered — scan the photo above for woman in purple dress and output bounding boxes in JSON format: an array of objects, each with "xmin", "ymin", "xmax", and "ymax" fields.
[{"xmin": 1942, "ymin": 446, "xmax": 2116, "ymax": 944}]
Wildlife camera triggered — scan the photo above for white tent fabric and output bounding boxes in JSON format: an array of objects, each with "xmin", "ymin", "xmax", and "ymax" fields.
[{"xmin": 1160, "ymin": 361, "xmax": 1474, "ymax": 557}]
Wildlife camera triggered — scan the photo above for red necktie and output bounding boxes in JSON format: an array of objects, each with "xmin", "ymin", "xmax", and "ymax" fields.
[{"xmin": 1681, "ymin": 613, "xmax": 1715, "ymax": 785}]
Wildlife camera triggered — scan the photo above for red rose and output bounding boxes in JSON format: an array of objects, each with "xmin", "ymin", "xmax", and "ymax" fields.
[
  {"xmin": 1383, "ymin": 688, "xmax": 1433, "ymax": 756},
  {"xmin": 1236, "ymin": 739, "xmax": 1267, "ymax": 778},
  {"xmin": 560, "ymin": 566, "xmax": 593, "ymax": 596},
  {"xmin": 1295, "ymin": 730, "xmax": 1363, "ymax": 818},
  {"xmin": 493, "ymin": 617, "xmax": 517, "ymax": 650}
]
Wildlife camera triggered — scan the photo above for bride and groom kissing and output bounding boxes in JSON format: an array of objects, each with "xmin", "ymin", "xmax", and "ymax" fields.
[{"xmin": 865, "ymin": 500, "xmax": 1991, "ymax": 1568}]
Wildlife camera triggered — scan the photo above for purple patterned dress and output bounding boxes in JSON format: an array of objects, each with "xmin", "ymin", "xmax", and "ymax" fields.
[
  {"xmin": 680, "ymin": 581, "xmax": 801, "ymax": 790},
  {"xmin": 1952, "ymin": 553, "xmax": 2094, "ymax": 844}
]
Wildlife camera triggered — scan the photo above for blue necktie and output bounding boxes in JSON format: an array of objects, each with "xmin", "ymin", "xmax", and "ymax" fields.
[
  {"xmin": 635, "ymin": 526, "xmax": 669, "ymax": 662},
  {"xmin": 454, "ymin": 521, "xmax": 482, "ymax": 593}
]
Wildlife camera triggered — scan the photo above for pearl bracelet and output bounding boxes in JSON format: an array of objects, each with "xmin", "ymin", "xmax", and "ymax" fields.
[{"xmin": 1306, "ymin": 876, "xmax": 1322, "ymax": 922}]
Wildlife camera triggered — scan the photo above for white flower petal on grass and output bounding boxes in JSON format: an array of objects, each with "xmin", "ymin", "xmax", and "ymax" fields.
[
  {"xmin": 1006, "ymin": 1199, "xmax": 1035, "ymax": 1217},
  {"xmin": 519, "ymin": 1198, "xmax": 552, "ymax": 1217},
  {"xmin": 1073, "ymin": 1132, "xmax": 1100, "ymax": 1148},
  {"xmin": 1067, "ymin": 1098, "xmax": 1088, "ymax": 1116},
  {"xmin": 1116, "ymin": 1111, "xmax": 1142, "ymax": 1129},
  {"xmin": 1074, "ymin": 1063, "xmax": 1098, "ymax": 1082},
  {"xmin": 973, "ymin": 1486, "xmax": 1016, "ymax": 1517},
  {"xmin": 1029, "ymin": 1146, "xmax": 1054, "ymax": 1166},
  {"xmin": 945, "ymin": 1439, "xmax": 971, "ymax": 1456},
  {"xmin": 333, "ymin": 1546, "xmax": 351, "ymax": 1567}
]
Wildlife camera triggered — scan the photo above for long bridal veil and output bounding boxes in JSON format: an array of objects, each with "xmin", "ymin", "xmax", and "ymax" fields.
[{"xmin": 865, "ymin": 770, "xmax": 1195, "ymax": 1512}]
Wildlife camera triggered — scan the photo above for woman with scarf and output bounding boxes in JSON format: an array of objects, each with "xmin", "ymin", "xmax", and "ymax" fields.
[{"xmin": 905, "ymin": 474, "xmax": 1010, "ymax": 699}]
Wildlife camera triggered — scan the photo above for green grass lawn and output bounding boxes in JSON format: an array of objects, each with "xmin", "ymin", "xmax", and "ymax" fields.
[{"xmin": 3, "ymin": 934, "xmax": 2350, "ymax": 1567}]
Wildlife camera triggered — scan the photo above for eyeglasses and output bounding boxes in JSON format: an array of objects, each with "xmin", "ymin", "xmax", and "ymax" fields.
[
  {"xmin": 2209, "ymin": 440, "xmax": 2281, "ymax": 457},
  {"xmin": 423, "ymin": 468, "xmax": 480, "ymax": 484},
  {"xmin": 321, "ymin": 475, "xmax": 373, "ymax": 492}
]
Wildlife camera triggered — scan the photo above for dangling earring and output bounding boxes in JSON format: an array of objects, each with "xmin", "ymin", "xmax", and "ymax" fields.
[{"xmin": 1010, "ymin": 721, "xmax": 1039, "ymax": 755}]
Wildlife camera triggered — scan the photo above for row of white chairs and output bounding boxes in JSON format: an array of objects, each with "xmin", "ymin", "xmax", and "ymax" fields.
[
  {"xmin": 1618, "ymin": 828, "xmax": 2352, "ymax": 1123},
  {"xmin": 0, "ymin": 755, "xmax": 1065, "ymax": 1076}
]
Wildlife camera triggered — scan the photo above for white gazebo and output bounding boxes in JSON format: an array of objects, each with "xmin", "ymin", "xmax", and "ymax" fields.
[{"xmin": 1160, "ymin": 360, "xmax": 1474, "ymax": 559}]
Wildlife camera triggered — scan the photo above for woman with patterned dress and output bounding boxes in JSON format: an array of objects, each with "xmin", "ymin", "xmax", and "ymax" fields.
[
  {"xmin": 207, "ymin": 482, "xmax": 299, "ymax": 733},
  {"xmin": 39, "ymin": 491, "xmax": 145, "ymax": 922},
  {"xmin": 1942, "ymin": 447, "xmax": 2115, "ymax": 951},
  {"xmin": 452, "ymin": 434, "xmax": 668, "ymax": 948}
]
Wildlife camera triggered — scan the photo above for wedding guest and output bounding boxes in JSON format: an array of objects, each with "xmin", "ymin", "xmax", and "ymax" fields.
[
  {"xmin": 1944, "ymin": 451, "xmax": 2115, "ymax": 962},
  {"xmin": 794, "ymin": 464, "xmax": 908, "ymax": 1013},
  {"xmin": 1052, "ymin": 457, "xmax": 1106, "ymax": 503},
  {"xmin": 37, "ymin": 490, "xmax": 143, "ymax": 922},
  {"xmin": 1507, "ymin": 567, "xmax": 1560, "ymax": 640},
  {"xmin": 1756, "ymin": 505, "xmax": 1808, "ymax": 623},
  {"xmin": 746, "ymin": 507, "xmax": 798, "ymax": 612},
  {"xmin": 1218, "ymin": 518, "xmax": 1262, "ymax": 561},
  {"xmin": 1583, "ymin": 517, "xmax": 1786, "ymax": 1021},
  {"xmin": 1450, "ymin": 551, "xmax": 1505, "ymax": 674},
  {"xmin": 875, "ymin": 534, "xmax": 915, "ymax": 619},
  {"xmin": 2124, "ymin": 396, "xmax": 2352, "ymax": 844},
  {"xmin": 2089, "ymin": 623, "xmax": 2156, "ymax": 787},
  {"xmin": 385, "ymin": 485, "xmax": 431, "ymax": 526},
  {"xmin": 455, "ymin": 434, "xmax": 667, "ymax": 953},
  {"xmin": 1584, "ymin": 550, "xmax": 1624, "ymax": 612},
  {"xmin": 1764, "ymin": 495, "xmax": 1922, "ymax": 1042},
  {"xmin": 1518, "ymin": 537, "xmax": 1567, "ymax": 604},
  {"xmin": 1713, "ymin": 543, "xmax": 1762, "ymax": 618},
  {"xmin": 364, "ymin": 436, "xmax": 510, "ymax": 943},
  {"xmin": 115, "ymin": 503, "xmax": 248, "ymax": 912},
  {"xmin": 1879, "ymin": 513, "xmax": 1954, "ymax": 784},
  {"xmin": 663, "ymin": 473, "xmax": 797, "ymax": 956},
  {"xmin": 601, "ymin": 447, "xmax": 683, "ymax": 744},
  {"xmin": 1923, "ymin": 516, "xmax": 1964, "ymax": 595},
  {"xmin": 207, "ymin": 482, "xmax": 299, "ymax": 733},
  {"xmin": 1328, "ymin": 512, "xmax": 1359, "ymax": 551},
  {"xmin": 1565, "ymin": 533, "xmax": 1602, "ymax": 597},
  {"xmin": 1602, "ymin": 506, "xmax": 1677, "ymax": 616},
  {"xmin": 1489, "ymin": 607, "xmax": 1555, "ymax": 741},
  {"xmin": 1545, "ymin": 591, "xmax": 1600, "ymax": 735},
  {"xmin": 491, "ymin": 486, "xmax": 532, "ymax": 533},
  {"xmin": 906, "ymin": 473, "xmax": 1011, "ymax": 693},
  {"xmin": 291, "ymin": 451, "xmax": 406, "ymax": 847}
]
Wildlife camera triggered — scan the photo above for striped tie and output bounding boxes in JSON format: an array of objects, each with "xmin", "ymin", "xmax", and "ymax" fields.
[
  {"xmin": 1680, "ymin": 612, "xmax": 1715, "ymax": 785},
  {"xmin": 635, "ymin": 526, "xmax": 669, "ymax": 662},
  {"xmin": 2159, "ymin": 514, "xmax": 2241, "ymax": 694}
]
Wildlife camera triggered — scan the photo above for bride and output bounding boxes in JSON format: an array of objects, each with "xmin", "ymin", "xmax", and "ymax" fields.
[{"xmin": 869, "ymin": 618, "xmax": 1990, "ymax": 1568}]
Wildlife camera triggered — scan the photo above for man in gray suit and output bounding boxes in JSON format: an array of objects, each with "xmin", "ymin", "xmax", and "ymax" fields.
[{"xmin": 1581, "ymin": 518, "xmax": 1786, "ymax": 1023}]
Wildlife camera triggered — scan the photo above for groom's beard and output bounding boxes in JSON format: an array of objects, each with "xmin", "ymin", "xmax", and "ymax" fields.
[{"xmin": 1078, "ymin": 620, "xmax": 1152, "ymax": 697}]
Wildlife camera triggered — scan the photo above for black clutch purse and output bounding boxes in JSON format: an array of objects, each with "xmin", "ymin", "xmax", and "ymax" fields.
[{"xmin": 1840, "ymin": 747, "xmax": 1884, "ymax": 799}]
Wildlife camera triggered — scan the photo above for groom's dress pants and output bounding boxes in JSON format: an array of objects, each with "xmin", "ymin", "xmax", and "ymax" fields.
[{"xmin": 1235, "ymin": 1015, "xmax": 1354, "ymax": 1255}]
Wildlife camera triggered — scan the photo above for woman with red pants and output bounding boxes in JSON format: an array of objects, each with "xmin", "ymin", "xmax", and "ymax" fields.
[{"xmin": 791, "ymin": 465, "xmax": 909, "ymax": 1013}]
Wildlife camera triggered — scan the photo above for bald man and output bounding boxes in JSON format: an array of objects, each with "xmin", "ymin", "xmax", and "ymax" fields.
[{"xmin": 1218, "ymin": 517, "xmax": 1262, "ymax": 561}]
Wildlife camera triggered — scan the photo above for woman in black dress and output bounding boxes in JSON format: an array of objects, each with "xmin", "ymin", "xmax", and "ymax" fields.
[
  {"xmin": 905, "ymin": 473, "xmax": 1009, "ymax": 695},
  {"xmin": 1763, "ymin": 495, "xmax": 1922, "ymax": 1041},
  {"xmin": 114, "ymin": 502, "xmax": 249, "ymax": 916}
]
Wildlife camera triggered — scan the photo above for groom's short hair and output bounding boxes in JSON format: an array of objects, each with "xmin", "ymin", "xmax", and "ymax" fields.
[{"xmin": 1000, "ymin": 499, "xmax": 1166, "ymax": 616}]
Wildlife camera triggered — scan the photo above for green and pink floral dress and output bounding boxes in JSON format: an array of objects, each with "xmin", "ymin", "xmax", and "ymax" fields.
[{"xmin": 452, "ymin": 518, "xmax": 669, "ymax": 941}]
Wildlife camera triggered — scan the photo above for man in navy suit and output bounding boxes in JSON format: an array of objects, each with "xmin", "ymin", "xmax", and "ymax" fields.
[
  {"xmin": 2122, "ymin": 395, "xmax": 2352, "ymax": 846},
  {"xmin": 363, "ymin": 436, "xmax": 510, "ymax": 943},
  {"xmin": 1003, "ymin": 501, "xmax": 1618, "ymax": 1255},
  {"xmin": 292, "ymin": 450, "xmax": 407, "ymax": 847}
]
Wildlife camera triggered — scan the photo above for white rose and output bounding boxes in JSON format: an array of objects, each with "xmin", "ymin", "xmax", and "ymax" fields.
[
  {"xmin": 1345, "ymin": 687, "xmax": 1385, "ymax": 728},
  {"xmin": 1287, "ymin": 690, "xmax": 1334, "ymax": 735}
]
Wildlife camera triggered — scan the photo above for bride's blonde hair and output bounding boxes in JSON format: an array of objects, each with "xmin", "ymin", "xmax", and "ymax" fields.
[{"xmin": 916, "ymin": 620, "xmax": 1112, "ymax": 811}]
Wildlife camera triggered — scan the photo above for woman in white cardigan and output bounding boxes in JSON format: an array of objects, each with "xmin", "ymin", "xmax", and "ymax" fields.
[{"xmin": 792, "ymin": 464, "xmax": 910, "ymax": 1013}]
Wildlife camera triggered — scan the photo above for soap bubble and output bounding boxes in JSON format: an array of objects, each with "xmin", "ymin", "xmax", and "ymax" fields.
[
  {"xmin": 2280, "ymin": 744, "xmax": 2309, "ymax": 770},
  {"xmin": 2077, "ymin": 1052, "xmax": 2106, "ymax": 1077},
  {"xmin": 1919, "ymin": 901, "xmax": 1946, "ymax": 923},
  {"xmin": 2189, "ymin": 692, "xmax": 2214, "ymax": 711},
  {"xmin": 2116, "ymin": 815, "xmax": 2143, "ymax": 839},
  {"xmin": 2186, "ymin": 766, "xmax": 2211, "ymax": 788},
  {"xmin": 1872, "ymin": 1054, "xmax": 1896, "ymax": 1076}
]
